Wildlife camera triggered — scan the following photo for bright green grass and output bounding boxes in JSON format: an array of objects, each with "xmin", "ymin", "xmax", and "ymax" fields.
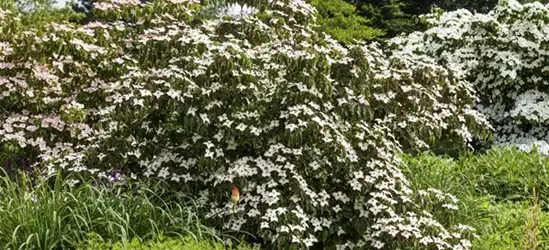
[
  {"xmin": 472, "ymin": 201, "xmax": 549, "ymax": 250},
  {"xmin": 401, "ymin": 147, "xmax": 549, "ymax": 249},
  {"xmin": 79, "ymin": 234, "xmax": 258, "ymax": 250}
]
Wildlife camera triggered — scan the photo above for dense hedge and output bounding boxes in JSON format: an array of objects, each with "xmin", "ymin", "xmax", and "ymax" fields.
[{"xmin": 0, "ymin": 0, "xmax": 492, "ymax": 248}]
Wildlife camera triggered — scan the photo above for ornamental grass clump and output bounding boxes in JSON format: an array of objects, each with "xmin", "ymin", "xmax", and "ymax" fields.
[
  {"xmin": 0, "ymin": 0, "xmax": 490, "ymax": 248},
  {"xmin": 390, "ymin": 0, "xmax": 549, "ymax": 154},
  {"xmin": 0, "ymin": 171, "xmax": 216, "ymax": 249}
]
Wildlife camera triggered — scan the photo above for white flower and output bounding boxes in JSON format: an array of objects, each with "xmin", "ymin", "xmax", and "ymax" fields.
[
  {"xmin": 285, "ymin": 123, "xmax": 298, "ymax": 132},
  {"xmin": 442, "ymin": 203, "xmax": 459, "ymax": 210},
  {"xmin": 236, "ymin": 123, "xmax": 247, "ymax": 131},
  {"xmin": 216, "ymin": 3, "xmax": 257, "ymax": 20},
  {"xmin": 133, "ymin": 99, "xmax": 144, "ymax": 107}
]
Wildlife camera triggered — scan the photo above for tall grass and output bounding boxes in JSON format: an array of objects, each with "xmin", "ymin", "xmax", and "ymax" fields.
[
  {"xmin": 401, "ymin": 147, "xmax": 549, "ymax": 249},
  {"xmin": 0, "ymin": 171, "xmax": 219, "ymax": 249},
  {"xmin": 456, "ymin": 147, "xmax": 549, "ymax": 204},
  {"xmin": 400, "ymin": 153, "xmax": 492, "ymax": 228},
  {"xmin": 524, "ymin": 188, "xmax": 541, "ymax": 250}
]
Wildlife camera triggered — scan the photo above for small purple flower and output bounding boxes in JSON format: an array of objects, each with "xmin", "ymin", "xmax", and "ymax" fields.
[
  {"xmin": 4, "ymin": 161, "xmax": 11, "ymax": 177},
  {"xmin": 110, "ymin": 168, "xmax": 124, "ymax": 183}
]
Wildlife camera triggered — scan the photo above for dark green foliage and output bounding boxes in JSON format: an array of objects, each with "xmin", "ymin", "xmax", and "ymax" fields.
[{"xmin": 354, "ymin": 0, "xmax": 424, "ymax": 38}]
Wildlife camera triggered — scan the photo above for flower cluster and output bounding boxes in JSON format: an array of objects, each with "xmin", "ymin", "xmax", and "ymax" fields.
[
  {"xmin": 391, "ymin": 0, "xmax": 549, "ymax": 154},
  {"xmin": 0, "ymin": 0, "xmax": 488, "ymax": 249},
  {"xmin": 216, "ymin": 2, "xmax": 258, "ymax": 19}
]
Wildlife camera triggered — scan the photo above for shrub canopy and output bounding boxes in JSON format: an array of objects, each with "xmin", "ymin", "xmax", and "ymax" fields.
[
  {"xmin": 391, "ymin": 0, "xmax": 549, "ymax": 155},
  {"xmin": 0, "ymin": 0, "xmax": 489, "ymax": 248}
]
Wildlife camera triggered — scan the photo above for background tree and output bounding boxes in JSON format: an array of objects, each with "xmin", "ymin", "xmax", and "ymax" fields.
[
  {"xmin": 353, "ymin": 0, "xmax": 421, "ymax": 38},
  {"xmin": 344, "ymin": 0, "xmax": 549, "ymax": 39},
  {"xmin": 311, "ymin": 0, "xmax": 385, "ymax": 44}
]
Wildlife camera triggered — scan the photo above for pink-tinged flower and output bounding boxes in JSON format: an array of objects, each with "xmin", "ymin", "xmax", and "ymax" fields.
[
  {"xmin": 0, "ymin": 9, "xmax": 9, "ymax": 20},
  {"xmin": 231, "ymin": 184, "xmax": 240, "ymax": 205}
]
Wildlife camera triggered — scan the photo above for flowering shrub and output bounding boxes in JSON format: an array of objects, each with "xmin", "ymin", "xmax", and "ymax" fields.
[
  {"xmin": 0, "ymin": 0, "xmax": 490, "ymax": 248},
  {"xmin": 390, "ymin": 0, "xmax": 549, "ymax": 154}
]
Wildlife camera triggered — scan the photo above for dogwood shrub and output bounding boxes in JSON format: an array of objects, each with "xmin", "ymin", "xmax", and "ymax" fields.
[
  {"xmin": 390, "ymin": 0, "xmax": 549, "ymax": 154},
  {"xmin": 0, "ymin": 0, "xmax": 490, "ymax": 248}
]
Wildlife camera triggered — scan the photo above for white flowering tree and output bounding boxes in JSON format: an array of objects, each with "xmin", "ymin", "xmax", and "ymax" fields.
[
  {"xmin": 391, "ymin": 0, "xmax": 549, "ymax": 155},
  {"xmin": 0, "ymin": 0, "xmax": 490, "ymax": 248}
]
